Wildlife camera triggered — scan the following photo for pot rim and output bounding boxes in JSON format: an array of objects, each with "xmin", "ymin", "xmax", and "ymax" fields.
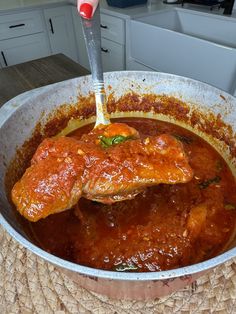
[{"xmin": 0, "ymin": 71, "xmax": 235, "ymax": 281}]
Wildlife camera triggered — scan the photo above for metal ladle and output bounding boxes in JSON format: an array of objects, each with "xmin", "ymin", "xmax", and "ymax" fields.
[{"xmin": 81, "ymin": 5, "xmax": 110, "ymax": 127}]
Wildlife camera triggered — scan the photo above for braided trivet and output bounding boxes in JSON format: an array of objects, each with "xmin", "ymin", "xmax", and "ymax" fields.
[{"xmin": 0, "ymin": 225, "xmax": 235, "ymax": 314}]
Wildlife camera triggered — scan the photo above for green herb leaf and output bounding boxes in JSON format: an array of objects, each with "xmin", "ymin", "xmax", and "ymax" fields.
[
  {"xmin": 225, "ymin": 203, "xmax": 236, "ymax": 210},
  {"xmin": 198, "ymin": 176, "xmax": 221, "ymax": 189},
  {"xmin": 173, "ymin": 134, "xmax": 192, "ymax": 144},
  {"xmin": 115, "ymin": 263, "xmax": 138, "ymax": 272},
  {"xmin": 99, "ymin": 135, "xmax": 132, "ymax": 148},
  {"xmin": 99, "ymin": 136, "xmax": 113, "ymax": 148}
]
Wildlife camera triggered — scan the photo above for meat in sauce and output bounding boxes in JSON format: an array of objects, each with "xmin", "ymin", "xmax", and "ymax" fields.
[
  {"xmin": 12, "ymin": 122, "xmax": 193, "ymax": 221},
  {"xmin": 13, "ymin": 118, "xmax": 236, "ymax": 272}
]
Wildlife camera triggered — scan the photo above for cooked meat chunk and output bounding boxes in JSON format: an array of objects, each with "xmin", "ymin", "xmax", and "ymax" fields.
[
  {"xmin": 12, "ymin": 137, "xmax": 85, "ymax": 222},
  {"xmin": 12, "ymin": 123, "xmax": 193, "ymax": 221},
  {"xmin": 187, "ymin": 203, "xmax": 208, "ymax": 240},
  {"xmin": 83, "ymin": 133, "xmax": 193, "ymax": 203}
]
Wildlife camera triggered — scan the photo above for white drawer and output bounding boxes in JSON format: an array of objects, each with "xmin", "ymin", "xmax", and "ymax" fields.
[
  {"xmin": 100, "ymin": 14, "xmax": 125, "ymax": 44},
  {"xmin": 0, "ymin": 33, "xmax": 50, "ymax": 67},
  {"xmin": 101, "ymin": 38, "xmax": 125, "ymax": 72},
  {"xmin": 0, "ymin": 11, "xmax": 44, "ymax": 41}
]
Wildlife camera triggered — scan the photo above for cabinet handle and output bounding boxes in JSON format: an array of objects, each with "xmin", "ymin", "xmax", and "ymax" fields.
[
  {"xmin": 9, "ymin": 23, "xmax": 25, "ymax": 29},
  {"xmin": 49, "ymin": 18, "xmax": 54, "ymax": 34},
  {"xmin": 1, "ymin": 51, "xmax": 8, "ymax": 67},
  {"xmin": 101, "ymin": 48, "xmax": 109, "ymax": 53},
  {"xmin": 100, "ymin": 24, "xmax": 108, "ymax": 29}
]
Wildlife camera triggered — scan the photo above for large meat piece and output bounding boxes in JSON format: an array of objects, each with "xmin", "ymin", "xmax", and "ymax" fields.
[{"xmin": 12, "ymin": 123, "xmax": 193, "ymax": 222}]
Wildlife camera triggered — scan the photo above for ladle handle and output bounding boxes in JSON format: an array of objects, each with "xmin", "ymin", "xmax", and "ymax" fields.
[{"xmin": 81, "ymin": 6, "xmax": 110, "ymax": 127}]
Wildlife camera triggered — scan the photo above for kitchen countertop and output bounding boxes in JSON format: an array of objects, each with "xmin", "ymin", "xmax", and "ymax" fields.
[
  {"xmin": 98, "ymin": 0, "xmax": 170, "ymax": 18},
  {"xmin": 0, "ymin": 0, "xmax": 235, "ymax": 19},
  {"xmin": 98, "ymin": 0, "xmax": 236, "ymax": 19},
  {"xmin": 0, "ymin": 0, "xmax": 168, "ymax": 16},
  {"xmin": 0, "ymin": 53, "xmax": 89, "ymax": 106}
]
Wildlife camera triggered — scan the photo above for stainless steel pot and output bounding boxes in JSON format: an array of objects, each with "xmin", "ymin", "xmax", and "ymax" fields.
[{"xmin": 0, "ymin": 71, "xmax": 236, "ymax": 300}]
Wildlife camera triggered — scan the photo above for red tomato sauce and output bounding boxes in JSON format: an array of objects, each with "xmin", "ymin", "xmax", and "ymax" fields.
[{"xmin": 28, "ymin": 118, "xmax": 236, "ymax": 272}]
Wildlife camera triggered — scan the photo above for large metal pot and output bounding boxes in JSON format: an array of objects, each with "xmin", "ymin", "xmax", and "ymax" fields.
[{"xmin": 0, "ymin": 71, "xmax": 236, "ymax": 300}]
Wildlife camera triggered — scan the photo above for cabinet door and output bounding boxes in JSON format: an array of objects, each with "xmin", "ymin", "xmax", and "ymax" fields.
[
  {"xmin": 0, "ymin": 10, "xmax": 44, "ymax": 41},
  {"xmin": 44, "ymin": 6, "xmax": 78, "ymax": 62},
  {"xmin": 100, "ymin": 14, "xmax": 125, "ymax": 44},
  {"xmin": 0, "ymin": 33, "xmax": 50, "ymax": 67},
  {"xmin": 126, "ymin": 58, "xmax": 155, "ymax": 72},
  {"xmin": 101, "ymin": 38, "xmax": 124, "ymax": 72},
  {"xmin": 71, "ymin": 7, "xmax": 90, "ymax": 70}
]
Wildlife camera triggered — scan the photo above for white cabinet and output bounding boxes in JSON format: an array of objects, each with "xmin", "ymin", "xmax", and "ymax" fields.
[
  {"xmin": 71, "ymin": 7, "xmax": 90, "ymax": 70},
  {"xmin": 100, "ymin": 13, "xmax": 125, "ymax": 72},
  {"xmin": 0, "ymin": 10, "xmax": 50, "ymax": 67},
  {"xmin": 44, "ymin": 6, "xmax": 78, "ymax": 62},
  {"xmin": 126, "ymin": 58, "xmax": 155, "ymax": 72},
  {"xmin": 101, "ymin": 37, "xmax": 124, "ymax": 71},
  {"xmin": 71, "ymin": 9, "xmax": 126, "ymax": 72},
  {"xmin": 100, "ymin": 13, "xmax": 125, "ymax": 44},
  {"xmin": 0, "ymin": 4, "xmax": 127, "ymax": 71},
  {"xmin": 0, "ymin": 10, "xmax": 44, "ymax": 41},
  {"xmin": 0, "ymin": 5, "xmax": 79, "ymax": 68},
  {"xmin": 0, "ymin": 33, "xmax": 50, "ymax": 67}
]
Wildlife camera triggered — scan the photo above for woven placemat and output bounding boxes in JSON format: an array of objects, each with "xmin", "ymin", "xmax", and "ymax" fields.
[{"xmin": 0, "ymin": 225, "xmax": 235, "ymax": 314}]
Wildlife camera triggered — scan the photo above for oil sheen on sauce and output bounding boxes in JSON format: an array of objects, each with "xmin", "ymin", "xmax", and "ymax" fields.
[{"xmin": 28, "ymin": 118, "xmax": 236, "ymax": 272}]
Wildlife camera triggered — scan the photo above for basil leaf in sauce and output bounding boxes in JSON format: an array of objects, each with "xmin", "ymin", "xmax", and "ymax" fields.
[
  {"xmin": 173, "ymin": 134, "xmax": 192, "ymax": 144},
  {"xmin": 115, "ymin": 263, "xmax": 138, "ymax": 272},
  {"xmin": 198, "ymin": 176, "xmax": 221, "ymax": 189},
  {"xmin": 225, "ymin": 203, "xmax": 236, "ymax": 211},
  {"xmin": 99, "ymin": 135, "xmax": 133, "ymax": 148}
]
